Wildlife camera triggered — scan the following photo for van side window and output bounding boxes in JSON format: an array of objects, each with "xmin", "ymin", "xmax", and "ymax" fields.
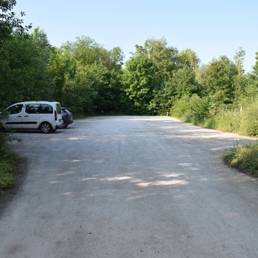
[
  {"xmin": 25, "ymin": 104, "xmax": 40, "ymax": 114},
  {"xmin": 7, "ymin": 104, "xmax": 23, "ymax": 114},
  {"xmin": 39, "ymin": 104, "xmax": 53, "ymax": 114}
]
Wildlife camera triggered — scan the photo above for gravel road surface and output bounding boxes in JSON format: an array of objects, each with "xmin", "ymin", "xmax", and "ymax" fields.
[{"xmin": 0, "ymin": 116, "xmax": 258, "ymax": 258}]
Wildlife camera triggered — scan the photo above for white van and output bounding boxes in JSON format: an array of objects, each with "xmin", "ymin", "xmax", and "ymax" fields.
[{"xmin": 1, "ymin": 101, "xmax": 63, "ymax": 133}]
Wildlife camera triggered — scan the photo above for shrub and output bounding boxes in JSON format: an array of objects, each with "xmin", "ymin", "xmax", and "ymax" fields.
[
  {"xmin": 239, "ymin": 101, "xmax": 258, "ymax": 136},
  {"xmin": 170, "ymin": 96, "xmax": 191, "ymax": 119},
  {"xmin": 171, "ymin": 95, "xmax": 210, "ymax": 124},
  {"xmin": 204, "ymin": 97, "xmax": 258, "ymax": 136},
  {"xmin": 0, "ymin": 134, "xmax": 18, "ymax": 190},
  {"xmin": 170, "ymin": 94, "xmax": 258, "ymax": 137},
  {"xmin": 0, "ymin": 133, "xmax": 6, "ymax": 154},
  {"xmin": 203, "ymin": 117, "xmax": 216, "ymax": 129},
  {"xmin": 212, "ymin": 109, "xmax": 240, "ymax": 132},
  {"xmin": 186, "ymin": 95, "xmax": 210, "ymax": 124},
  {"xmin": 224, "ymin": 143, "xmax": 258, "ymax": 176},
  {"xmin": 0, "ymin": 159, "xmax": 16, "ymax": 189}
]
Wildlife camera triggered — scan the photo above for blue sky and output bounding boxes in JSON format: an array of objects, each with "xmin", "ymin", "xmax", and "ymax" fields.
[{"xmin": 15, "ymin": 0, "xmax": 258, "ymax": 72}]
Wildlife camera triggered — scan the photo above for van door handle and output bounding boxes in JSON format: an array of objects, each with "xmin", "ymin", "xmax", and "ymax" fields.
[
  {"xmin": 17, "ymin": 115, "xmax": 22, "ymax": 117},
  {"xmin": 24, "ymin": 115, "xmax": 29, "ymax": 117}
]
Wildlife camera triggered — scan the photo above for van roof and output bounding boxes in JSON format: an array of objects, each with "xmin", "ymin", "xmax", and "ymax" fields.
[
  {"xmin": 18, "ymin": 101, "xmax": 59, "ymax": 104},
  {"xmin": 8, "ymin": 101, "xmax": 60, "ymax": 107}
]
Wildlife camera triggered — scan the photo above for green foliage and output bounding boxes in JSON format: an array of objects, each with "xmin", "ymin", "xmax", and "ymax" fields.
[
  {"xmin": 123, "ymin": 40, "xmax": 201, "ymax": 114},
  {"xmin": 0, "ymin": 134, "xmax": 18, "ymax": 190},
  {"xmin": 172, "ymin": 68, "xmax": 200, "ymax": 97},
  {"xmin": 171, "ymin": 95, "xmax": 210, "ymax": 124},
  {"xmin": 170, "ymin": 96, "xmax": 191, "ymax": 119},
  {"xmin": 254, "ymin": 52, "xmax": 258, "ymax": 77},
  {"xmin": 203, "ymin": 98, "xmax": 258, "ymax": 136},
  {"xmin": 0, "ymin": 0, "xmax": 30, "ymax": 41},
  {"xmin": 233, "ymin": 48, "xmax": 247, "ymax": 101},
  {"xmin": 177, "ymin": 49, "xmax": 199, "ymax": 70},
  {"xmin": 224, "ymin": 143, "xmax": 258, "ymax": 176},
  {"xmin": 238, "ymin": 101, "xmax": 258, "ymax": 136},
  {"xmin": 123, "ymin": 54, "xmax": 157, "ymax": 114},
  {"xmin": 212, "ymin": 109, "xmax": 240, "ymax": 132},
  {"xmin": 0, "ymin": 157, "xmax": 16, "ymax": 189},
  {"xmin": 199, "ymin": 56, "xmax": 238, "ymax": 105},
  {"xmin": 0, "ymin": 30, "xmax": 53, "ymax": 109},
  {"xmin": 186, "ymin": 95, "xmax": 210, "ymax": 124},
  {"xmin": 140, "ymin": 39, "xmax": 178, "ymax": 82},
  {"xmin": 48, "ymin": 37, "xmax": 126, "ymax": 114}
]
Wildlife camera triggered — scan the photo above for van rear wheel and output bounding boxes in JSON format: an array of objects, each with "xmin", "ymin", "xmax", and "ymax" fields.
[{"xmin": 40, "ymin": 122, "xmax": 52, "ymax": 134}]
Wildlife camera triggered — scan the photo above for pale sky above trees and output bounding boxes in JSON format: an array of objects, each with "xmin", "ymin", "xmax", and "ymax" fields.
[{"xmin": 15, "ymin": 0, "xmax": 258, "ymax": 72}]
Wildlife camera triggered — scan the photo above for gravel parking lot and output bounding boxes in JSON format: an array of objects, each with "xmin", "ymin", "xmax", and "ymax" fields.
[{"xmin": 0, "ymin": 116, "xmax": 258, "ymax": 258}]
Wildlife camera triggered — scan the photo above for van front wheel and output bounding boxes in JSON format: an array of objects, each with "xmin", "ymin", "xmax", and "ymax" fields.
[{"xmin": 39, "ymin": 122, "xmax": 53, "ymax": 134}]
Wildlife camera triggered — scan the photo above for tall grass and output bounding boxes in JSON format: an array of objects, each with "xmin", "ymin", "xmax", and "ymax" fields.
[
  {"xmin": 171, "ymin": 96, "xmax": 258, "ymax": 137},
  {"xmin": 211, "ymin": 99, "xmax": 258, "ymax": 136},
  {"xmin": 224, "ymin": 143, "xmax": 258, "ymax": 176}
]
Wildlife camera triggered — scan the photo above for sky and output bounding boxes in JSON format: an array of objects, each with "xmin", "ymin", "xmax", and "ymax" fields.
[{"xmin": 15, "ymin": 0, "xmax": 258, "ymax": 72}]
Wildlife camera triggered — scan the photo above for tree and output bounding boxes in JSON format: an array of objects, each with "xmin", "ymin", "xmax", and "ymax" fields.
[
  {"xmin": 123, "ymin": 54, "xmax": 157, "ymax": 113},
  {"xmin": 150, "ymin": 49, "xmax": 200, "ymax": 114},
  {"xmin": 253, "ymin": 52, "xmax": 258, "ymax": 77},
  {"xmin": 136, "ymin": 39, "xmax": 178, "ymax": 84},
  {"xmin": 0, "ymin": 0, "xmax": 34, "ymax": 109},
  {"xmin": 0, "ymin": 32, "xmax": 54, "ymax": 107},
  {"xmin": 172, "ymin": 49, "xmax": 200, "ymax": 97},
  {"xmin": 245, "ymin": 52, "xmax": 258, "ymax": 98},
  {"xmin": 200, "ymin": 56, "xmax": 238, "ymax": 106},
  {"xmin": 233, "ymin": 48, "xmax": 247, "ymax": 101},
  {"xmin": 48, "ymin": 37, "xmax": 125, "ymax": 114},
  {"xmin": 0, "ymin": 0, "xmax": 29, "ymax": 41},
  {"xmin": 177, "ymin": 49, "xmax": 199, "ymax": 70}
]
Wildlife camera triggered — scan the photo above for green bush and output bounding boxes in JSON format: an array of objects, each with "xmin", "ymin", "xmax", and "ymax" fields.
[
  {"xmin": 203, "ymin": 117, "xmax": 216, "ymax": 129},
  {"xmin": 170, "ymin": 96, "xmax": 191, "ymax": 119},
  {"xmin": 186, "ymin": 95, "xmax": 210, "ymax": 124},
  {"xmin": 0, "ymin": 134, "xmax": 18, "ymax": 190},
  {"xmin": 206, "ymin": 97, "xmax": 258, "ymax": 136},
  {"xmin": 212, "ymin": 109, "xmax": 240, "ymax": 132},
  {"xmin": 239, "ymin": 101, "xmax": 258, "ymax": 136},
  {"xmin": 0, "ymin": 133, "xmax": 6, "ymax": 154},
  {"xmin": 171, "ymin": 95, "xmax": 210, "ymax": 124},
  {"xmin": 171, "ymin": 95, "xmax": 258, "ymax": 137},
  {"xmin": 224, "ymin": 143, "xmax": 258, "ymax": 176},
  {"xmin": 0, "ymin": 159, "xmax": 16, "ymax": 189}
]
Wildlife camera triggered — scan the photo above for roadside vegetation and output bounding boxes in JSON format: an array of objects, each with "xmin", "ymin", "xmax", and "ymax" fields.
[
  {"xmin": 224, "ymin": 144, "xmax": 258, "ymax": 176},
  {"xmin": 0, "ymin": 134, "xmax": 19, "ymax": 190},
  {"xmin": 0, "ymin": 0, "xmax": 258, "ymax": 183}
]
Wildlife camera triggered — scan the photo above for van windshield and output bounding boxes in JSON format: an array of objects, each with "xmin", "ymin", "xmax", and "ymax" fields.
[{"xmin": 56, "ymin": 103, "xmax": 62, "ymax": 114}]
